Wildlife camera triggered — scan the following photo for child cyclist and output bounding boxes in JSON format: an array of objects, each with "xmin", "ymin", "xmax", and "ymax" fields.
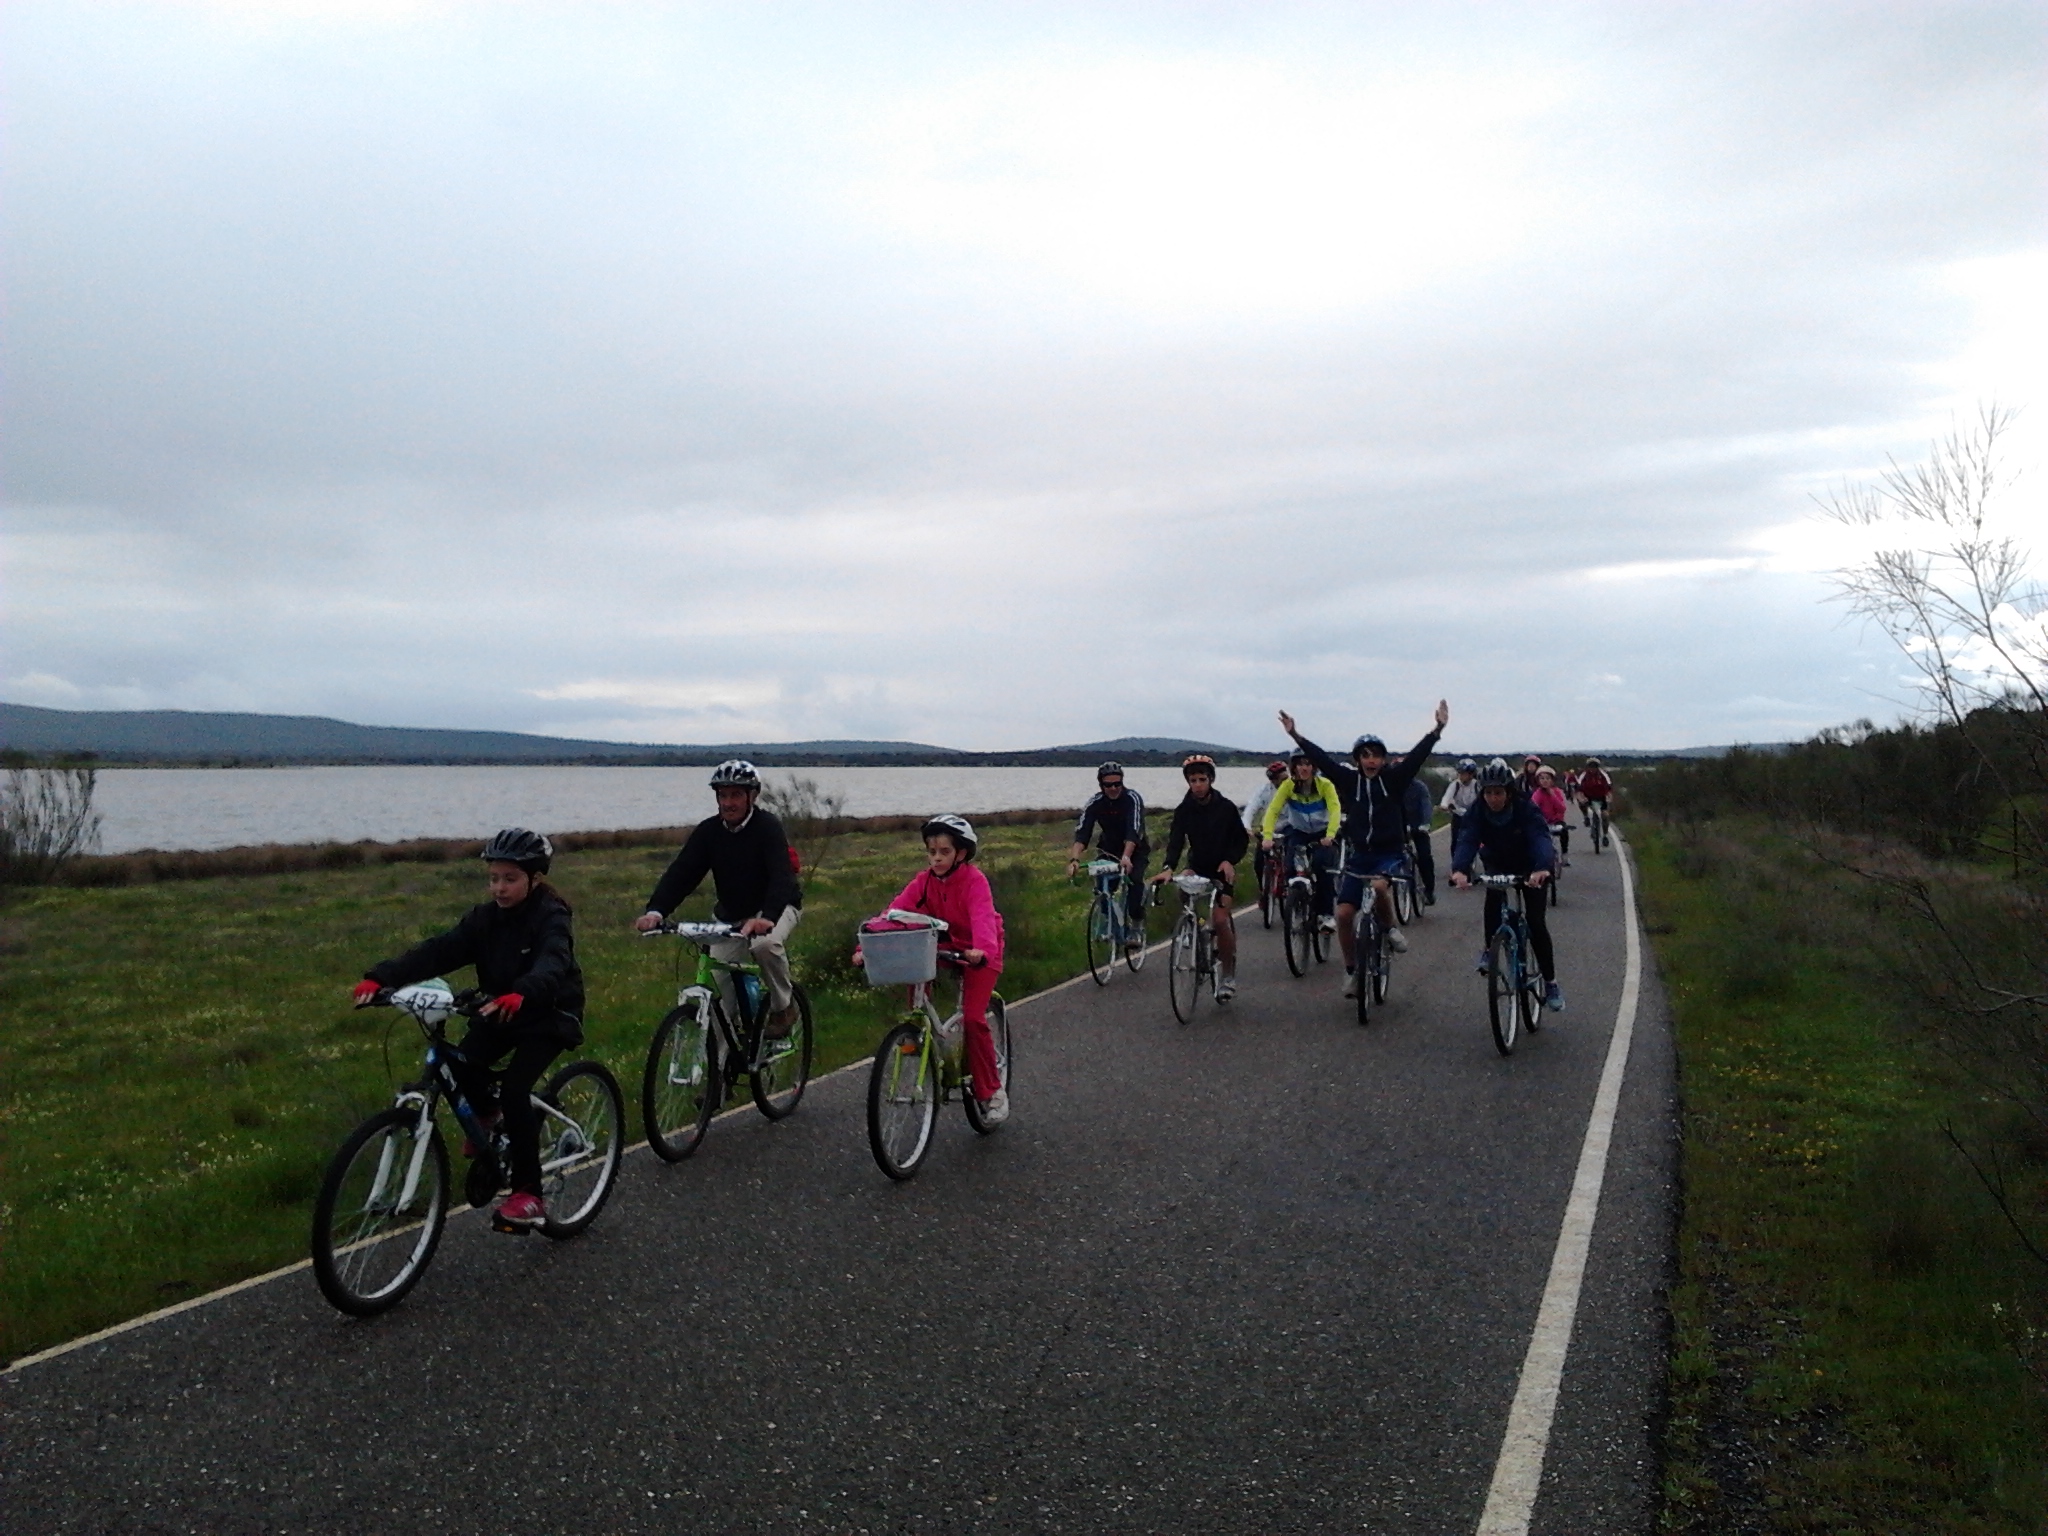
[
  {"xmin": 1532, "ymin": 765, "xmax": 1572, "ymax": 866},
  {"xmin": 879, "ymin": 815, "xmax": 1009, "ymax": 1124},
  {"xmin": 1449, "ymin": 761, "xmax": 1565, "ymax": 1012},
  {"xmin": 1151, "ymin": 754, "xmax": 1250, "ymax": 1000},
  {"xmin": 351, "ymin": 829, "xmax": 584, "ymax": 1231}
]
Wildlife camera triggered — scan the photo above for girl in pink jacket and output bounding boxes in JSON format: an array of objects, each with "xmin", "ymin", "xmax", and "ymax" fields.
[
  {"xmin": 884, "ymin": 814, "xmax": 1009, "ymax": 1123},
  {"xmin": 1532, "ymin": 769, "xmax": 1571, "ymax": 865}
]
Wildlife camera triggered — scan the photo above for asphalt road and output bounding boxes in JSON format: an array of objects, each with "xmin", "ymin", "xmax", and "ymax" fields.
[{"xmin": 3, "ymin": 828, "xmax": 1676, "ymax": 1535}]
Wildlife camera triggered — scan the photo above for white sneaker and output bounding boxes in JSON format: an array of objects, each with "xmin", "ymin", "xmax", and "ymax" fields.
[
  {"xmin": 1386, "ymin": 927, "xmax": 1409, "ymax": 954},
  {"xmin": 1343, "ymin": 970, "xmax": 1361, "ymax": 999},
  {"xmin": 979, "ymin": 1089, "xmax": 1010, "ymax": 1125},
  {"xmin": 1216, "ymin": 974, "xmax": 1237, "ymax": 1002},
  {"xmin": 1318, "ymin": 915, "xmax": 1337, "ymax": 933}
]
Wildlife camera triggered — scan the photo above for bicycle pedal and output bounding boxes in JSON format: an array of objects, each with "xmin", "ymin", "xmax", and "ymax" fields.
[{"xmin": 490, "ymin": 1215, "xmax": 535, "ymax": 1237}]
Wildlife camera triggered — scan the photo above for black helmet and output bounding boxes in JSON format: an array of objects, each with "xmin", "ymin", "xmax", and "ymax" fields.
[
  {"xmin": 1352, "ymin": 734, "xmax": 1388, "ymax": 757},
  {"xmin": 1181, "ymin": 753, "xmax": 1217, "ymax": 778},
  {"xmin": 1096, "ymin": 760, "xmax": 1125, "ymax": 782},
  {"xmin": 480, "ymin": 827, "xmax": 553, "ymax": 874},
  {"xmin": 1477, "ymin": 758, "xmax": 1516, "ymax": 789},
  {"xmin": 920, "ymin": 814, "xmax": 978, "ymax": 856},
  {"xmin": 709, "ymin": 759, "xmax": 762, "ymax": 789}
]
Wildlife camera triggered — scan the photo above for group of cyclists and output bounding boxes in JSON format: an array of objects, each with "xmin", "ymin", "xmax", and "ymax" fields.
[{"xmin": 349, "ymin": 731, "xmax": 1614, "ymax": 1232}]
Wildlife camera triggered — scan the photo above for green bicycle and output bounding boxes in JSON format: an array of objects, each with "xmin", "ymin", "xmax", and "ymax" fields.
[
  {"xmin": 858, "ymin": 910, "xmax": 1012, "ymax": 1181},
  {"xmin": 639, "ymin": 921, "xmax": 814, "ymax": 1161}
]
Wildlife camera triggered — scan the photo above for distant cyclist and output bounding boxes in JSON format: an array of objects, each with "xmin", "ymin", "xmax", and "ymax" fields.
[
  {"xmin": 635, "ymin": 761, "xmax": 804, "ymax": 1036},
  {"xmin": 1260, "ymin": 749, "xmax": 1341, "ymax": 929},
  {"xmin": 1395, "ymin": 755, "xmax": 1437, "ymax": 906},
  {"xmin": 1279, "ymin": 700, "xmax": 1449, "ymax": 998},
  {"xmin": 1532, "ymin": 766, "xmax": 1571, "ymax": 866},
  {"xmin": 1449, "ymin": 760, "xmax": 1563, "ymax": 1012},
  {"xmin": 1151, "ymin": 754, "xmax": 1249, "ymax": 1001},
  {"xmin": 1517, "ymin": 754, "xmax": 1546, "ymax": 800},
  {"xmin": 1243, "ymin": 759, "xmax": 1287, "ymax": 897},
  {"xmin": 1577, "ymin": 758, "xmax": 1614, "ymax": 824},
  {"xmin": 1067, "ymin": 760, "xmax": 1149, "ymax": 942},
  {"xmin": 1441, "ymin": 757, "xmax": 1481, "ymax": 826}
]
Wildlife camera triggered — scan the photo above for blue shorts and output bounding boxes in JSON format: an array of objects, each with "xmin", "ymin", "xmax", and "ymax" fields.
[{"xmin": 1336, "ymin": 851, "xmax": 1406, "ymax": 907}]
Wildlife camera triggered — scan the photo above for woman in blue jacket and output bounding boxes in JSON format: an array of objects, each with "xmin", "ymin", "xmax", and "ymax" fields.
[{"xmin": 1450, "ymin": 761, "xmax": 1564, "ymax": 1012}]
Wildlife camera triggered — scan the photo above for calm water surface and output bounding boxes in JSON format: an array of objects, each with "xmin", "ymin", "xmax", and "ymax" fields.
[{"xmin": 92, "ymin": 765, "xmax": 1278, "ymax": 853}]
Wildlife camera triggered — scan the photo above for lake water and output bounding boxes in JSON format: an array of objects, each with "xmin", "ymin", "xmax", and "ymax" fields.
[{"xmin": 89, "ymin": 765, "xmax": 1282, "ymax": 853}]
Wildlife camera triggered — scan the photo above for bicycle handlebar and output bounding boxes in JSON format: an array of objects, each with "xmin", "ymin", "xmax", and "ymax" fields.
[{"xmin": 642, "ymin": 919, "xmax": 738, "ymax": 942}]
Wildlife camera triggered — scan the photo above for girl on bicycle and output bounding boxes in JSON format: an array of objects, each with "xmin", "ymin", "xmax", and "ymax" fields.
[
  {"xmin": 1531, "ymin": 766, "xmax": 1571, "ymax": 865},
  {"xmin": 880, "ymin": 815, "xmax": 1009, "ymax": 1124},
  {"xmin": 1449, "ymin": 763, "xmax": 1563, "ymax": 1012},
  {"xmin": 351, "ymin": 828, "xmax": 585, "ymax": 1230}
]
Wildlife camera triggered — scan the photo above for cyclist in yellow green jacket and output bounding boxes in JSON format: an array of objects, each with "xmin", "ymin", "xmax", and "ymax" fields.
[{"xmin": 1260, "ymin": 750, "xmax": 1343, "ymax": 929}]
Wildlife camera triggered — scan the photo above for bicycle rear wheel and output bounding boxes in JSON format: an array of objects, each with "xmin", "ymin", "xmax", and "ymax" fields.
[
  {"xmin": 1085, "ymin": 893, "xmax": 1113, "ymax": 985},
  {"xmin": 1371, "ymin": 934, "xmax": 1392, "ymax": 1005},
  {"xmin": 868, "ymin": 1022, "xmax": 938, "ymax": 1179},
  {"xmin": 1488, "ymin": 932, "xmax": 1521, "ymax": 1055},
  {"xmin": 1392, "ymin": 871, "xmax": 1415, "ymax": 925},
  {"xmin": 1522, "ymin": 962, "xmax": 1548, "ymax": 1035},
  {"xmin": 963, "ymin": 996, "xmax": 1012, "ymax": 1135},
  {"xmin": 750, "ymin": 984, "xmax": 813, "ymax": 1120},
  {"xmin": 642, "ymin": 1001, "xmax": 719, "ymax": 1161},
  {"xmin": 1168, "ymin": 913, "xmax": 1201, "ymax": 1025},
  {"xmin": 1282, "ymin": 885, "xmax": 1309, "ymax": 977},
  {"xmin": 311, "ymin": 1107, "xmax": 449, "ymax": 1317},
  {"xmin": 537, "ymin": 1061, "xmax": 624, "ymax": 1238},
  {"xmin": 1124, "ymin": 895, "xmax": 1148, "ymax": 972}
]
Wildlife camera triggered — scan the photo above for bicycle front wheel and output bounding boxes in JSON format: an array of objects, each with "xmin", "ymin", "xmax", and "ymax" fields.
[
  {"xmin": 964, "ymin": 996, "xmax": 1012, "ymax": 1135},
  {"xmin": 642, "ymin": 1001, "xmax": 719, "ymax": 1161},
  {"xmin": 538, "ymin": 1060, "xmax": 624, "ymax": 1238},
  {"xmin": 868, "ymin": 1022, "xmax": 938, "ymax": 1179},
  {"xmin": 1488, "ymin": 932, "xmax": 1521, "ymax": 1055},
  {"xmin": 750, "ymin": 984, "xmax": 813, "ymax": 1120},
  {"xmin": 1281, "ymin": 885, "xmax": 1309, "ymax": 977},
  {"xmin": 1353, "ymin": 917, "xmax": 1373, "ymax": 1028},
  {"xmin": 1085, "ymin": 893, "xmax": 1113, "ymax": 985},
  {"xmin": 311, "ymin": 1107, "xmax": 450, "ymax": 1317},
  {"xmin": 1168, "ymin": 914, "xmax": 1201, "ymax": 1025}
]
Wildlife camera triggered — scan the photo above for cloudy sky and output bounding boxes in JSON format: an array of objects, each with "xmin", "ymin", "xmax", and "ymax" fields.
[{"xmin": 4, "ymin": 1, "xmax": 2043, "ymax": 752}]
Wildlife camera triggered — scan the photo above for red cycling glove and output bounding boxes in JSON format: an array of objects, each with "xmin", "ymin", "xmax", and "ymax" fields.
[
  {"xmin": 488, "ymin": 992, "xmax": 525, "ymax": 1021},
  {"xmin": 352, "ymin": 979, "xmax": 381, "ymax": 1005}
]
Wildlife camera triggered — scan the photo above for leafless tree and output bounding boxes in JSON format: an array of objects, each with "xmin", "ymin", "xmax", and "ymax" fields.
[
  {"xmin": 0, "ymin": 764, "xmax": 103, "ymax": 884},
  {"xmin": 759, "ymin": 774, "xmax": 851, "ymax": 877}
]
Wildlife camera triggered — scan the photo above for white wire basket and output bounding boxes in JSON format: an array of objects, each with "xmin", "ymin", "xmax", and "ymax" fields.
[{"xmin": 859, "ymin": 924, "xmax": 940, "ymax": 986}]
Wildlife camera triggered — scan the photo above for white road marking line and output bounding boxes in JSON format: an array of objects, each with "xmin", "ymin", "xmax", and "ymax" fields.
[{"xmin": 1475, "ymin": 828, "xmax": 1644, "ymax": 1535}]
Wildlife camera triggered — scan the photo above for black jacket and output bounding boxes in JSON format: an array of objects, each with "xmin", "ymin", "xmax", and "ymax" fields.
[
  {"xmin": 1298, "ymin": 727, "xmax": 1442, "ymax": 856},
  {"xmin": 1163, "ymin": 790, "xmax": 1250, "ymax": 877},
  {"xmin": 366, "ymin": 886, "xmax": 585, "ymax": 1046},
  {"xmin": 645, "ymin": 809, "xmax": 802, "ymax": 926},
  {"xmin": 1072, "ymin": 788, "xmax": 1149, "ymax": 855}
]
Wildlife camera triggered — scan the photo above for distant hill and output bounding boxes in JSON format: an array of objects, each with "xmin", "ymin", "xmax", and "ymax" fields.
[{"xmin": 0, "ymin": 704, "xmax": 1268, "ymax": 767}]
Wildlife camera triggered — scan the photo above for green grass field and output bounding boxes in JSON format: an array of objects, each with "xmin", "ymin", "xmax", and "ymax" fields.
[
  {"xmin": 1636, "ymin": 819, "xmax": 2048, "ymax": 1533},
  {"xmin": 0, "ymin": 814, "xmax": 1151, "ymax": 1362}
]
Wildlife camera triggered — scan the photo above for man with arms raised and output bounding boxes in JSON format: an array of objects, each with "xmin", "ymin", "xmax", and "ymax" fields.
[
  {"xmin": 1279, "ymin": 701, "xmax": 1450, "ymax": 999},
  {"xmin": 636, "ymin": 760, "xmax": 804, "ymax": 1035}
]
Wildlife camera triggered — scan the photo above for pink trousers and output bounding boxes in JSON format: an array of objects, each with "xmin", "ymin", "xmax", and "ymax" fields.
[{"xmin": 952, "ymin": 963, "xmax": 1003, "ymax": 1101}]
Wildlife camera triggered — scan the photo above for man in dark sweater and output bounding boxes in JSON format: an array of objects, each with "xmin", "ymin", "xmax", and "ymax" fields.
[
  {"xmin": 635, "ymin": 760, "xmax": 804, "ymax": 1033},
  {"xmin": 1151, "ymin": 754, "xmax": 1250, "ymax": 1001}
]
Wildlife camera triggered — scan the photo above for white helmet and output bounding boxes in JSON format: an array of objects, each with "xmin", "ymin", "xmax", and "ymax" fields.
[{"xmin": 709, "ymin": 759, "xmax": 761, "ymax": 789}]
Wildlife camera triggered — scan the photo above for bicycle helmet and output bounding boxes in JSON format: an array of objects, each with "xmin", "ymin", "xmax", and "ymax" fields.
[
  {"xmin": 1477, "ymin": 759, "xmax": 1516, "ymax": 789},
  {"xmin": 1456, "ymin": 756, "xmax": 1478, "ymax": 773},
  {"xmin": 479, "ymin": 827, "xmax": 553, "ymax": 874},
  {"xmin": 1352, "ymin": 734, "xmax": 1388, "ymax": 757},
  {"xmin": 1289, "ymin": 746, "xmax": 1315, "ymax": 767},
  {"xmin": 920, "ymin": 814, "xmax": 978, "ymax": 856},
  {"xmin": 1181, "ymin": 753, "xmax": 1217, "ymax": 778},
  {"xmin": 708, "ymin": 759, "xmax": 762, "ymax": 789},
  {"xmin": 1584, "ymin": 757, "xmax": 1602, "ymax": 769},
  {"xmin": 1096, "ymin": 760, "xmax": 1125, "ymax": 782},
  {"xmin": 1536, "ymin": 765, "xmax": 1558, "ymax": 781},
  {"xmin": 1265, "ymin": 760, "xmax": 1287, "ymax": 781}
]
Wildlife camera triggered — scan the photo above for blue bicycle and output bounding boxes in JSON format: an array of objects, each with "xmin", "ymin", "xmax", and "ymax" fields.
[
  {"xmin": 1081, "ymin": 858, "xmax": 1148, "ymax": 983},
  {"xmin": 1478, "ymin": 874, "xmax": 1549, "ymax": 1055}
]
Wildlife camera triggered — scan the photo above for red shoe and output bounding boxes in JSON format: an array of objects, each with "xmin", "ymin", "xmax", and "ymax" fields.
[{"xmin": 494, "ymin": 1191, "xmax": 545, "ymax": 1229}]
